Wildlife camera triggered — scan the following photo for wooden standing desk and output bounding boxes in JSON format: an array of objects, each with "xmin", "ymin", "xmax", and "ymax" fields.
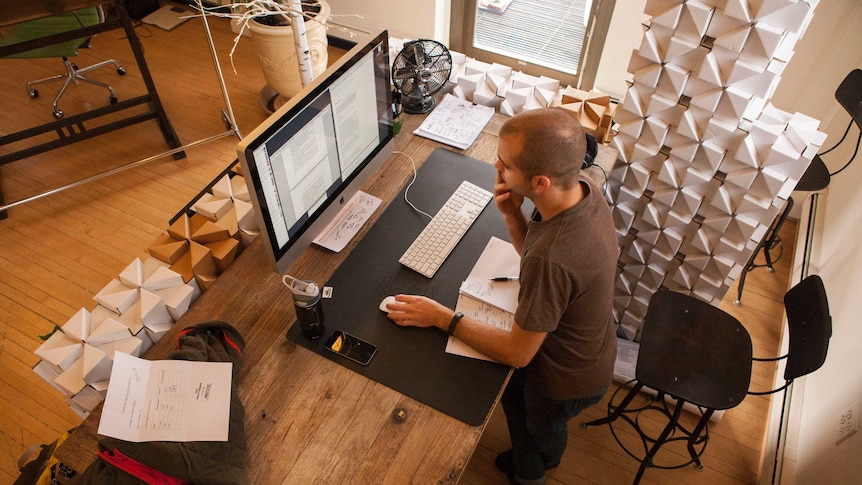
[
  {"xmin": 55, "ymin": 113, "xmax": 508, "ymax": 483},
  {"xmin": 53, "ymin": 110, "xmax": 618, "ymax": 482}
]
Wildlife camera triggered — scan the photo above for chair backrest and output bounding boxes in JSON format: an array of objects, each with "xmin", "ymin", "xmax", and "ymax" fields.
[
  {"xmin": 783, "ymin": 274, "xmax": 832, "ymax": 381},
  {"xmin": 835, "ymin": 68, "xmax": 862, "ymax": 130}
]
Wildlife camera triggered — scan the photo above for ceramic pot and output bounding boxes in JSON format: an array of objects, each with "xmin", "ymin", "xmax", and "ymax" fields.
[{"xmin": 248, "ymin": 1, "xmax": 329, "ymax": 99}]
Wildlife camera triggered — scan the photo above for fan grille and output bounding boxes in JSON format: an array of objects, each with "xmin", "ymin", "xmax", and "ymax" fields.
[{"xmin": 392, "ymin": 39, "xmax": 452, "ymax": 113}]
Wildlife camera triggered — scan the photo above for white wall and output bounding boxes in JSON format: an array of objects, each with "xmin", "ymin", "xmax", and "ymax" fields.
[
  {"xmin": 593, "ymin": 0, "xmax": 648, "ymax": 98},
  {"xmin": 768, "ymin": 1, "xmax": 862, "ymax": 482},
  {"xmin": 325, "ymin": 0, "xmax": 446, "ymax": 41}
]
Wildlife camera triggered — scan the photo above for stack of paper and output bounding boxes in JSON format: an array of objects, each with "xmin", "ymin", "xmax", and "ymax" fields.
[
  {"xmin": 447, "ymin": 237, "xmax": 520, "ymax": 362},
  {"xmin": 414, "ymin": 94, "xmax": 495, "ymax": 150}
]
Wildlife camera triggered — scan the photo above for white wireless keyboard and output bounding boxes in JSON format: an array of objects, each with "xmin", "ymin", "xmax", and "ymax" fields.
[{"xmin": 399, "ymin": 180, "xmax": 493, "ymax": 278}]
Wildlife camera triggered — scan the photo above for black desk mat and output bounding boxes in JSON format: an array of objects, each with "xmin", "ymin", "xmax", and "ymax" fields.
[{"xmin": 287, "ymin": 148, "xmax": 512, "ymax": 426}]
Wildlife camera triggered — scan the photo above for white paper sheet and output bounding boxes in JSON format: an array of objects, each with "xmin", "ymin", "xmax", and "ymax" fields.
[
  {"xmin": 458, "ymin": 236, "xmax": 521, "ymax": 313},
  {"xmin": 98, "ymin": 352, "xmax": 232, "ymax": 442},
  {"xmin": 413, "ymin": 94, "xmax": 495, "ymax": 149},
  {"xmin": 446, "ymin": 237, "xmax": 520, "ymax": 362},
  {"xmin": 313, "ymin": 191, "xmax": 382, "ymax": 252}
]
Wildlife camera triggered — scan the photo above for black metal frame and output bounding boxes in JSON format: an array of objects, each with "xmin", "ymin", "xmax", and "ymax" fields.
[{"xmin": 0, "ymin": 0, "xmax": 184, "ymax": 218}]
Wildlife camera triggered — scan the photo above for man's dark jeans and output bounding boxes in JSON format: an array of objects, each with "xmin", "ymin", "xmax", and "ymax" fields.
[{"xmin": 501, "ymin": 367, "xmax": 607, "ymax": 483}]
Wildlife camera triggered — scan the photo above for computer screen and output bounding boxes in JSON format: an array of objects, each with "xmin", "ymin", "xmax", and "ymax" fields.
[{"xmin": 238, "ymin": 30, "xmax": 394, "ymax": 274}]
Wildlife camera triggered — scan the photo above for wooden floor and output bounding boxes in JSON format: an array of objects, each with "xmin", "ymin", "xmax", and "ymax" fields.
[{"xmin": 1, "ymin": 13, "xmax": 794, "ymax": 485}]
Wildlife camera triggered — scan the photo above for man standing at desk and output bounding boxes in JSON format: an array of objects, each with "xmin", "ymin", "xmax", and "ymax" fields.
[{"xmin": 387, "ymin": 107, "xmax": 617, "ymax": 484}]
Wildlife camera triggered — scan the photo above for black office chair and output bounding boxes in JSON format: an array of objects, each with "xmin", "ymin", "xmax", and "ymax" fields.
[
  {"xmin": 749, "ymin": 274, "xmax": 831, "ymax": 396},
  {"xmin": 581, "ymin": 289, "xmax": 752, "ymax": 484},
  {"xmin": 0, "ymin": 6, "xmax": 126, "ymax": 119}
]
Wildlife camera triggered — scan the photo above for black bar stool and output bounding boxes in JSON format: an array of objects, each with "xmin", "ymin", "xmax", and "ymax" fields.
[{"xmin": 581, "ymin": 289, "xmax": 752, "ymax": 484}]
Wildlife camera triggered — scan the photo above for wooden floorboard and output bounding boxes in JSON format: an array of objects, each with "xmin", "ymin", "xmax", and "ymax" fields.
[{"xmin": 0, "ymin": 12, "xmax": 794, "ymax": 484}]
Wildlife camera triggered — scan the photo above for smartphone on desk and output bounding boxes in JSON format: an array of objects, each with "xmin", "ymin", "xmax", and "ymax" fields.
[{"xmin": 324, "ymin": 330, "xmax": 377, "ymax": 366}]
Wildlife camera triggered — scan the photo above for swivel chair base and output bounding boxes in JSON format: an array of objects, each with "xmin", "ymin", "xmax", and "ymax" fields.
[{"xmin": 26, "ymin": 55, "xmax": 126, "ymax": 119}]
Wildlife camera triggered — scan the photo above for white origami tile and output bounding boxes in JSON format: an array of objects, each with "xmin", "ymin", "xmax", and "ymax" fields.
[
  {"xmin": 97, "ymin": 337, "xmax": 145, "ymax": 361},
  {"xmin": 676, "ymin": 107, "xmax": 711, "ymax": 141},
  {"xmin": 503, "ymin": 86, "xmax": 531, "ymax": 111},
  {"xmin": 194, "ymin": 193, "xmax": 233, "ymax": 221},
  {"xmin": 82, "ymin": 344, "xmax": 112, "ymax": 384},
  {"xmin": 156, "ymin": 283, "xmax": 196, "ymax": 321},
  {"xmin": 230, "ymin": 175, "xmax": 251, "ymax": 202},
  {"xmin": 645, "ymin": 93, "xmax": 678, "ymax": 118},
  {"xmin": 145, "ymin": 322, "xmax": 174, "ymax": 343},
  {"xmin": 61, "ymin": 307, "xmax": 91, "ymax": 342},
  {"xmin": 722, "ymin": 0, "xmax": 753, "ymax": 22},
  {"xmin": 730, "ymin": 67, "xmax": 777, "ymax": 99},
  {"xmin": 696, "ymin": 51, "xmax": 723, "ymax": 87},
  {"xmin": 713, "ymin": 24, "xmax": 751, "ymax": 53},
  {"xmin": 665, "ymin": 35, "xmax": 700, "ymax": 63},
  {"xmin": 54, "ymin": 356, "xmax": 86, "ymax": 396},
  {"xmin": 623, "ymin": 163, "xmax": 652, "ymax": 193},
  {"xmin": 657, "ymin": 157, "xmax": 685, "ymax": 189},
  {"xmin": 211, "ymin": 174, "xmax": 233, "ymax": 200},
  {"xmin": 140, "ymin": 288, "xmax": 174, "ymax": 328},
  {"xmin": 534, "ymin": 87, "xmax": 556, "ymax": 107},
  {"xmin": 510, "ymin": 71, "xmax": 540, "ymax": 90},
  {"xmin": 724, "ymin": 214, "xmax": 759, "ymax": 245},
  {"xmin": 462, "ymin": 59, "xmax": 490, "ymax": 76},
  {"xmin": 472, "ymin": 83, "xmax": 499, "ymax": 107},
  {"xmin": 70, "ymin": 385, "xmax": 103, "ymax": 414},
  {"xmin": 628, "ymin": 239, "xmax": 650, "ymax": 264},
  {"xmin": 656, "ymin": 63, "xmax": 689, "ymax": 100},
  {"xmin": 639, "ymin": 29, "xmax": 665, "ymax": 64},
  {"xmin": 109, "ymin": 298, "xmax": 145, "ymax": 335},
  {"xmin": 651, "ymin": 3, "xmax": 682, "ymax": 29},
  {"xmin": 33, "ymin": 360, "xmax": 67, "ymax": 395},
  {"xmin": 35, "ymin": 331, "xmax": 84, "ymax": 370},
  {"xmin": 634, "ymin": 63, "xmax": 663, "ymax": 88},
  {"xmin": 142, "ymin": 265, "xmax": 185, "ymax": 292},
  {"xmin": 94, "ymin": 279, "xmax": 139, "ymax": 315},
  {"xmin": 87, "ymin": 317, "xmax": 133, "ymax": 345},
  {"xmin": 119, "ymin": 258, "xmax": 144, "ymax": 288},
  {"xmin": 233, "ymin": 198, "xmax": 258, "ymax": 232},
  {"xmin": 457, "ymin": 72, "xmax": 482, "ymax": 97},
  {"xmin": 655, "ymin": 228, "xmax": 685, "ymax": 257},
  {"xmin": 739, "ymin": 22, "xmax": 785, "ymax": 69},
  {"xmin": 754, "ymin": 0, "xmax": 812, "ymax": 33},
  {"xmin": 715, "ymin": 87, "xmax": 752, "ymax": 123}
]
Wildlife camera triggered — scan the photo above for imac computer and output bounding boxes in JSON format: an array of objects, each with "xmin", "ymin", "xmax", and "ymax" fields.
[{"xmin": 238, "ymin": 30, "xmax": 394, "ymax": 274}]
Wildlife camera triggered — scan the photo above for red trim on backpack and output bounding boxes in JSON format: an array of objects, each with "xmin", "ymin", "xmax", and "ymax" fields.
[{"xmin": 99, "ymin": 448, "xmax": 188, "ymax": 485}]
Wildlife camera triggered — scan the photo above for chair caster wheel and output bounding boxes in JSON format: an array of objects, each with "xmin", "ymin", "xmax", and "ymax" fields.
[
  {"xmin": 109, "ymin": 96, "xmax": 118, "ymax": 104},
  {"xmin": 117, "ymin": 66, "xmax": 127, "ymax": 75},
  {"xmin": 28, "ymin": 89, "xmax": 39, "ymax": 98},
  {"xmin": 695, "ymin": 462, "xmax": 705, "ymax": 472},
  {"xmin": 579, "ymin": 422, "xmax": 590, "ymax": 430},
  {"xmin": 767, "ymin": 267, "xmax": 775, "ymax": 273},
  {"xmin": 53, "ymin": 110, "xmax": 64, "ymax": 119},
  {"xmin": 733, "ymin": 299, "xmax": 742, "ymax": 306}
]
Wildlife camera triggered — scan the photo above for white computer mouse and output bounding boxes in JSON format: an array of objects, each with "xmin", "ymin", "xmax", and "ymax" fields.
[{"xmin": 379, "ymin": 295, "xmax": 398, "ymax": 313}]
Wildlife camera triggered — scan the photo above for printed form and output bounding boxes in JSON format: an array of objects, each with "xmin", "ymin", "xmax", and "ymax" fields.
[{"xmin": 98, "ymin": 352, "xmax": 233, "ymax": 442}]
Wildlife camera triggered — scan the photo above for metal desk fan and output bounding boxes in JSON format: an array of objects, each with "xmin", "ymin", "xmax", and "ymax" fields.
[{"xmin": 391, "ymin": 39, "xmax": 452, "ymax": 114}]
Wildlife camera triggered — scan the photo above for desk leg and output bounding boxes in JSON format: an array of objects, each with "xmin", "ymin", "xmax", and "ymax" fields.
[{"xmin": 116, "ymin": 0, "xmax": 184, "ymax": 160}]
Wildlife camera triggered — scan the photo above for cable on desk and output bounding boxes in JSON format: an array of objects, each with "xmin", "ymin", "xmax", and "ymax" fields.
[{"xmin": 392, "ymin": 150, "xmax": 433, "ymax": 220}]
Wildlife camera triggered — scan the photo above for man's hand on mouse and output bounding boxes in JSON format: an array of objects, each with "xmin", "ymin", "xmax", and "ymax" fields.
[{"xmin": 385, "ymin": 295, "xmax": 454, "ymax": 331}]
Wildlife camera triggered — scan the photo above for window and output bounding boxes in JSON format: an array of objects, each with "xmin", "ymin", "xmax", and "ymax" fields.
[{"xmin": 449, "ymin": 0, "xmax": 615, "ymax": 90}]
